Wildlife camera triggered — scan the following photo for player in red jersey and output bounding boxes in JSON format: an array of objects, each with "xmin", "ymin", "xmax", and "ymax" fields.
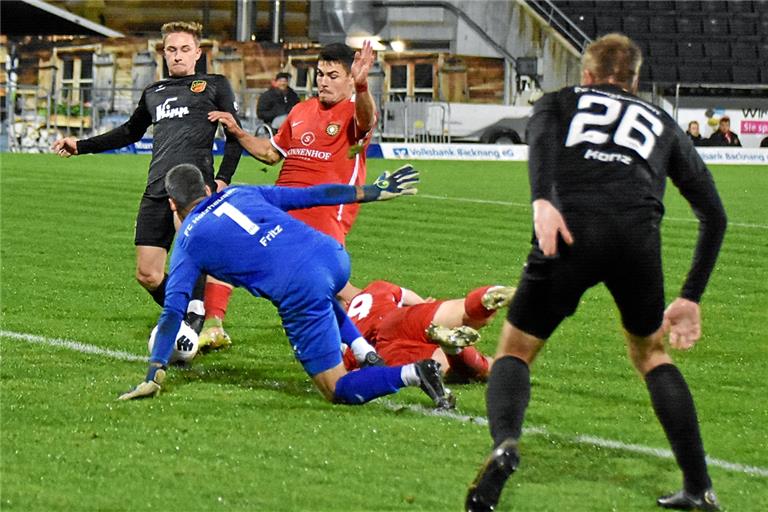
[
  {"xmin": 203, "ymin": 41, "xmax": 377, "ymax": 352},
  {"xmin": 341, "ymin": 281, "xmax": 517, "ymax": 383}
]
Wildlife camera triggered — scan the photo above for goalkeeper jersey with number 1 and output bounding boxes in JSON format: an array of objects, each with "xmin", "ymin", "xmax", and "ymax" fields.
[{"xmin": 150, "ymin": 184, "xmax": 357, "ymax": 365}]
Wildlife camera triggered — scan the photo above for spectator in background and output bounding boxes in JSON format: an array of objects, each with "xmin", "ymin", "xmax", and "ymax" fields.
[
  {"xmin": 686, "ymin": 120, "xmax": 706, "ymax": 147},
  {"xmin": 708, "ymin": 116, "xmax": 741, "ymax": 147},
  {"xmin": 257, "ymin": 72, "xmax": 300, "ymax": 129},
  {"xmin": 760, "ymin": 136, "xmax": 768, "ymax": 148}
]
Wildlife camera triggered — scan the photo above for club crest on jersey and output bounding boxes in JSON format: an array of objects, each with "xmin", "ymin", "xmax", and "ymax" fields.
[
  {"xmin": 301, "ymin": 131, "xmax": 316, "ymax": 146},
  {"xmin": 190, "ymin": 80, "xmax": 207, "ymax": 93},
  {"xmin": 326, "ymin": 123, "xmax": 341, "ymax": 136}
]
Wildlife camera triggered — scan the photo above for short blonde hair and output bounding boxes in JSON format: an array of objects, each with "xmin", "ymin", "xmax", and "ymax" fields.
[
  {"xmin": 581, "ymin": 33, "xmax": 642, "ymax": 89},
  {"xmin": 161, "ymin": 21, "xmax": 203, "ymax": 45}
]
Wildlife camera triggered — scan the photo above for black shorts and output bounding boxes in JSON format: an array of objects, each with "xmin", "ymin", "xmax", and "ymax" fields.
[
  {"xmin": 134, "ymin": 194, "xmax": 175, "ymax": 250},
  {"xmin": 507, "ymin": 210, "xmax": 665, "ymax": 339}
]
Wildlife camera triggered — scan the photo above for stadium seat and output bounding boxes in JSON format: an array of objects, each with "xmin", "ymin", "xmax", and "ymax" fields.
[
  {"xmin": 649, "ymin": 40, "xmax": 677, "ymax": 57},
  {"xmin": 596, "ymin": 15, "xmax": 622, "ymax": 33},
  {"xmin": 650, "ymin": 16, "xmax": 676, "ymax": 33},
  {"xmin": 678, "ymin": 65, "xmax": 705, "ymax": 82},
  {"xmin": 675, "ymin": 0, "xmax": 701, "ymax": 11},
  {"xmin": 730, "ymin": 18, "xmax": 758, "ymax": 35},
  {"xmin": 731, "ymin": 42, "xmax": 759, "ymax": 60},
  {"xmin": 731, "ymin": 65, "xmax": 760, "ymax": 83},
  {"xmin": 677, "ymin": 41, "xmax": 704, "ymax": 58},
  {"xmin": 727, "ymin": 0, "xmax": 755, "ymax": 12},
  {"xmin": 700, "ymin": 1, "xmax": 728, "ymax": 12},
  {"xmin": 622, "ymin": 15, "xmax": 650, "ymax": 37},
  {"xmin": 703, "ymin": 41, "xmax": 730, "ymax": 58},
  {"xmin": 649, "ymin": 1, "xmax": 674, "ymax": 10},
  {"xmin": 651, "ymin": 65, "xmax": 677, "ymax": 82},
  {"xmin": 759, "ymin": 42, "xmax": 768, "ymax": 60},
  {"xmin": 621, "ymin": 0, "xmax": 649, "ymax": 10},
  {"xmin": 676, "ymin": 17, "xmax": 701, "ymax": 34},
  {"xmin": 703, "ymin": 67, "xmax": 731, "ymax": 83},
  {"xmin": 702, "ymin": 17, "xmax": 729, "ymax": 36}
]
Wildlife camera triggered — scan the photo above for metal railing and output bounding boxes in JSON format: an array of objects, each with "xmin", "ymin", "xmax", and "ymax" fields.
[
  {"xmin": 525, "ymin": 0, "xmax": 592, "ymax": 52},
  {"xmin": 380, "ymin": 95, "xmax": 450, "ymax": 143},
  {"xmin": 4, "ymin": 83, "xmax": 270, "ymax": 152}
]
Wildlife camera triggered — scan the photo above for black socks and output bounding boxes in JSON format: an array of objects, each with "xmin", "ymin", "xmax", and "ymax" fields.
[
  {"xmin": 646, "ymin": 363, "xmax": 712, "ymax": 495},
  {"xmin": 486, "ymin": 355, "xmax": 531, "ymax": 448}
]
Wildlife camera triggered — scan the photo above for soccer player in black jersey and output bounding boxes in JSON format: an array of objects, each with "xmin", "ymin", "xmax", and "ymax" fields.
[
  {"xmin": 52, "ymin": 21, "xmax": 241, "ymax": 323},
  {"xmin": 466, "ymin": 34, "xmax": 726, "ymax": 512}
]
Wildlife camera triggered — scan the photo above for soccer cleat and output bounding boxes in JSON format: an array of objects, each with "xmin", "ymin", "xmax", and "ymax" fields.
[
  {"xmin": 426, "ymin": 324, "xmax": 480, "ymax": 349},
  {"xmin": 657, "ymin": 489, "xmax": 721, "ymax": 511},
  {"xmin": 466, "ymin": 438, "xmax": 520, "ymax": 512},
  {"xmin": 361, "ymin": 351, "xmax": 387, "ymax": 367},
  {"xmin": 481, "ymin": 285, "xmax": 516, "ymax": 310},
  {"xmin": 414, "ymin": 359, "xmax": 455, "ymax": 409},
  {"xmin": 198, "ymin": 318, "xmax": 232, "ymax": 351}
]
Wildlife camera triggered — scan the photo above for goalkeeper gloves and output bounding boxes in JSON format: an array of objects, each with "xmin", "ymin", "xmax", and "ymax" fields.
[
  {"xmin": 118, "ymin": 363, "xmax": 166, "ymax": 401},
  {"xmin": 362, "ymin": 165, "xmax": 419, "ymax": 201}
]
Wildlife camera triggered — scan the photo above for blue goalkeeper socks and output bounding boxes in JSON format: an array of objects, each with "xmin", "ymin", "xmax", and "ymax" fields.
[{"xmin": 333, "ymin": 366, "xmax": 405, "ymax": 404}]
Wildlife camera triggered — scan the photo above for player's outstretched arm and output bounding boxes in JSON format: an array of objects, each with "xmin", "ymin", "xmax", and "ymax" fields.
[
  {"xmin": 351, "ymin": 39, "xmax": 377, "ymax": 132},
  {"xmin": 662, "ymin": 297, "xmax": 702, "ymax": 350},
  {"xmin": 51, "ymin": 137, "xmax": 79, "ymax": 158},
  {"xmin": 358, "ymin": 165, "xmax": 419, "ymax": 202},
  {"xmin": 208, "ymin": 111, "xmax": 282, "ymax": 165}
]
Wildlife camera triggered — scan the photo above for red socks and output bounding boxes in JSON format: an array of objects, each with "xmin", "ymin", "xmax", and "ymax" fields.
[
  {"xmin": 464, "ymin": 286, "xmax": 495, "ymax": 320},
  {"xmin": 447, "ymin": 347, "xmax": 491, "ymax": 380},
  {"xmin": 204, "ymin": 282, "xmax": 232, "ymax": 320}
]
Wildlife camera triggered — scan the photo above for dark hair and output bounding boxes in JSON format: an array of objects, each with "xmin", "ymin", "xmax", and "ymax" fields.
[
  {"xmin": 165, "ymin": 164, "xmax": 206, "ymax": 212},
  {"xmin": 318, "ymin": 43, "xmax": 355, "ymax": 72},
  {"xmin": 275, "ymin": 72, "xmax": 291, "ymax": 80}
]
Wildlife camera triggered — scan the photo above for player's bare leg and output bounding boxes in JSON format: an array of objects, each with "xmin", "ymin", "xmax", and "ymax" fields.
[
  {"xmin": 199, "ymin": 277, "xmax": 233, "ymax": 350},
  {"xmin": 135, "ymin": 245, "xmax": 168, "ymax": 305},
  {"xmin": 626, "ymin": 329, "xmax": 720, "ymax": 511}
]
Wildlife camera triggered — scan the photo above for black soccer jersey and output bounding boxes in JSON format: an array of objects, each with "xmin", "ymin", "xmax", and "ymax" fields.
[
  {"xmin": 526, "ymin": 84, "xmax": 727, "ymax": 302},
  {"xmin": 77, "ymin": 73, "xmax": 241, "ymax": 198}
]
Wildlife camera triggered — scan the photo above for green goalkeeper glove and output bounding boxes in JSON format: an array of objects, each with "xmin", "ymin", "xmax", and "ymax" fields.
[
  {"xmin": 362, "ymin": 165, "xmax": 419, "ymax": 201},
  {"xmin": 118, "ymin": 363, "xmax": 166, "ymax": 401}
]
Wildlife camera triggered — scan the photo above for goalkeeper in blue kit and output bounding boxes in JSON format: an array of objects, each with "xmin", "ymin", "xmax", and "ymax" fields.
[{"xmin": 119, "ymin": 163, "xmax": 454, "ymax": 408}]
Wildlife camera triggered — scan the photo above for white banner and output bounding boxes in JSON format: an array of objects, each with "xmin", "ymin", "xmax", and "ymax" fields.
[
  {"xmin": 378, "ymin": 143, "xmax": 767, "ymax": 166},
  {"xmin": 694, "ymin": 147, "xmax": 768, "ymax": 165},
  {"xmin": 379, "ymin": 143, "xmax": 529, "ymax": 161}
]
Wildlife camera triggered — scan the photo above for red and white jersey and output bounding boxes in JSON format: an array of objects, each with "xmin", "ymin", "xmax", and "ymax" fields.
[
  {"xmin": 345, "ymin": 280, "xmax": 404, "ymax": 342},
  {"xmin": 270, "ymin": 96, "xmax": 375, "ymax": 243}
]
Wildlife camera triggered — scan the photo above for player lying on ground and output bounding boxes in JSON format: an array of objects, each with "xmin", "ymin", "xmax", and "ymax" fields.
[
  {"xmin": 341, "ymin": 281, "xmax": 516, "ymax": 383},
  {"xmin": 119, "ymin": 163, "xmax": 453, "ymax": 409},
  {"xmin": 466, "ymin": 33, "xmax": 727, "ymax": 512}
]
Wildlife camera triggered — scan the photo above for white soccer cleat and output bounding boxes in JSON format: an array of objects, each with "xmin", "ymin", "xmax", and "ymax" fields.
[
  {"xmin": 481, "ymin": 286, "xmax": 516, "ymax": 310},
  {"xmin": 426, "ymin": 324, "xmax": 480, "ymax": 349}
]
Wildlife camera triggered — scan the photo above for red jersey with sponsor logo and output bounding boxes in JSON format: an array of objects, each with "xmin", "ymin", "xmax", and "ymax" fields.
[
  {"xmin": 271, "ymin": 96, "xmax": 374, "ymax": 243},
  {"xmin": 345, "ymin": 280, "xmax": 404, "ymax": 342}
]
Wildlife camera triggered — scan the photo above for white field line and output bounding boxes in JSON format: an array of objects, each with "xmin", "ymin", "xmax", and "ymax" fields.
[
  {"xmin": 3, "ymin": 329, "xmax": 767, "ymax": 478},
  {"xmin": 418, "ymin": 194, "xmax": 768, "ymax": 230}
]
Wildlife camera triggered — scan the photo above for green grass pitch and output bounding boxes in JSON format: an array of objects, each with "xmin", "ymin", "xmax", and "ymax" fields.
[{"xmin": 1, "ymin": 153, "xmax": 767, "ymax": 511}]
